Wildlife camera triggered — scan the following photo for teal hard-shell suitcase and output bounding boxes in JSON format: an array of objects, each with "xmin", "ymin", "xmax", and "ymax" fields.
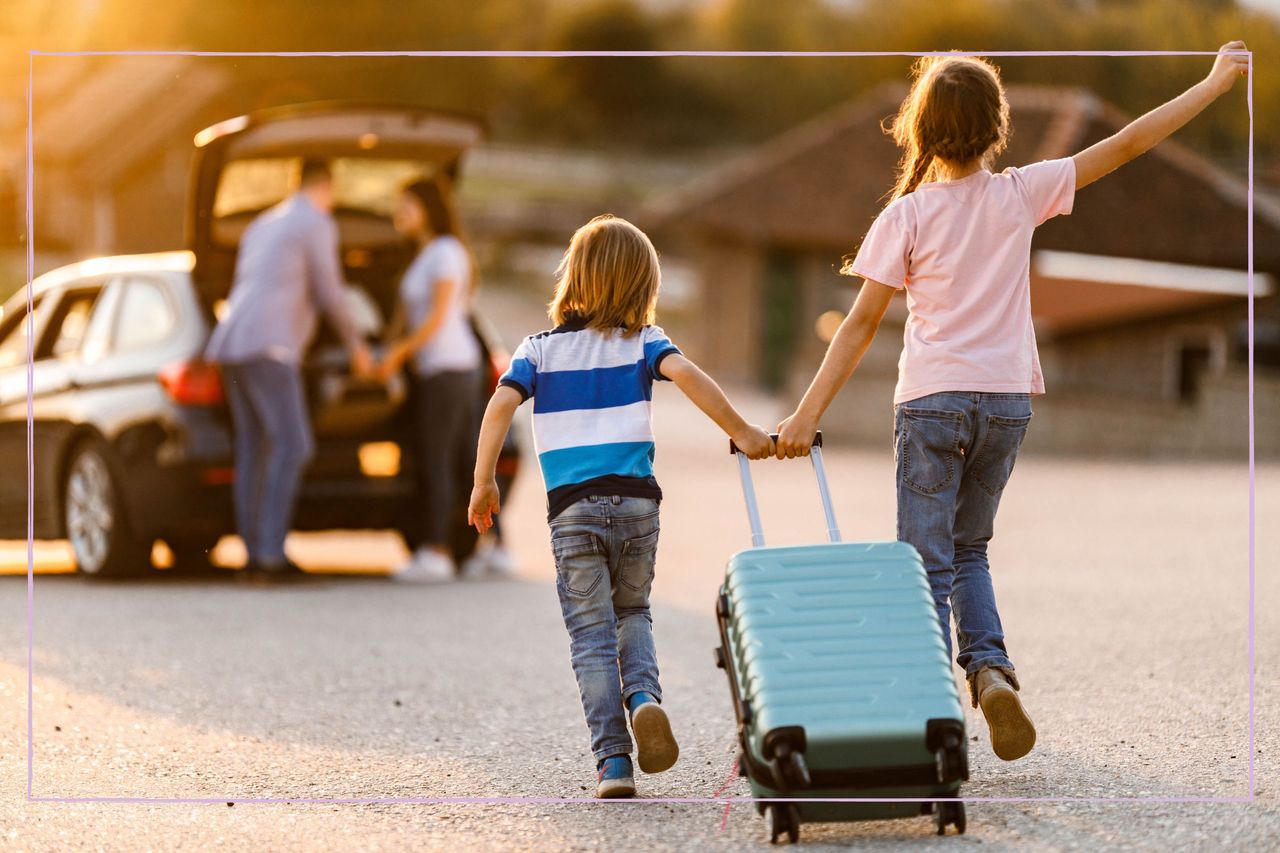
[{"xmin": 714, "ymin": 434, "xmax": 968, "ymax": 843}]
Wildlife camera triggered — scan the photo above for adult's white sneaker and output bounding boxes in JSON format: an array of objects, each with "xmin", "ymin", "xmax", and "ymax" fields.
[
  {"xmin": 483, "ymin": 545, "xmax": 516, "ymax": 577},
  {"xmin": 392, "ymin": 549, "xmax": 455, "ymax": 583}
]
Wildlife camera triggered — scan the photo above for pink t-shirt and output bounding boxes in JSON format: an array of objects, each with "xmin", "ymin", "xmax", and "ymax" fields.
[{"xmin": 849, "ymin": 158, "xmax": 1076, "ymax": 405}]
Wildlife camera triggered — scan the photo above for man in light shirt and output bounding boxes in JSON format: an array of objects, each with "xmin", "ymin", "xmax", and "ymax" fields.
[{"xmin": 205, "ymin": 159, "xmax": 373, "ymax": 580}]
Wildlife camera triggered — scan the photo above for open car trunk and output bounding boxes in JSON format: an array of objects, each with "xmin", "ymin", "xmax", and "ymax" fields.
[{"xmin": 186, "ymin": 104, "xmax": 486, "ymax": 438}]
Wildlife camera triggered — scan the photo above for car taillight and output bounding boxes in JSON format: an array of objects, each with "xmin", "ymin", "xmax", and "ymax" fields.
[
  {"xmin": 159, "ymin": 359, "xmax": 225, "ymax": 406},
  {"xmin": 489, "ymin": 351, "xmax": 509, "ymax": 392}
]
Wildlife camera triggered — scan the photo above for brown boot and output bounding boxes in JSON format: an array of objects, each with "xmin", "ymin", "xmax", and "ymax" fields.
[{"xmin": 969, "ymin": 667, "xmax": 1036, "ymax": 761}]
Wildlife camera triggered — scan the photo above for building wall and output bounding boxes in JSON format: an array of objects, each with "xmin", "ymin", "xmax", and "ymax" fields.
[
  {"xmin": 814, "ymin": 362, "xmax": 1274, "ymax": 459},
  {"xmin": 732, "ymin": 248, "xmax": 1276, "ymax": 459},
  {"xmin": 686, "ymin": 239, "xmax": 764, "ymax": 381},
  {"xmin": 1044, "ymin": 302, "xmax": 1249, "ymax": 405}
]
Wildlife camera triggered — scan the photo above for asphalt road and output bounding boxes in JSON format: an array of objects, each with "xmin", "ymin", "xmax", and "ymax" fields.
[{"xmin": 1, "ymin": 374, "xmax": 1277, "ymax": 851}]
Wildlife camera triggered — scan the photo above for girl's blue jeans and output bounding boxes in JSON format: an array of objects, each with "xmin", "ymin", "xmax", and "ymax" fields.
[
  {"xmin": 550, "ymin": 495, "xmax": 663, "ymax": 762},
  {"xmin": 894, "ymin": 392, "xmax": 1032, "ymax": 678}
]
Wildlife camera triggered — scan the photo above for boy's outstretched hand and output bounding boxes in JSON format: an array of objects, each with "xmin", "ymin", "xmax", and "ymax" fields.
[
  {"xmin": 468, "ymin": 480, "xmax": 501, "ymax": 533},
  {"xmin": 775, "ymin": 412, "xmax": 819, "ymax": 459},
  {"xmin": 1207, "ymin": 40, "xmax": 1249, "ymax": 96},
  {"xmin": 732, "ymin": 424, "xmax": 776, "ymax": 460}
]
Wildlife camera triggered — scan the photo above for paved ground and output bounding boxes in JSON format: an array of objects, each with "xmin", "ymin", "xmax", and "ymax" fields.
[{"xmin": 1, "ymin": 289, "xmax": 1277, "ymax": 850}]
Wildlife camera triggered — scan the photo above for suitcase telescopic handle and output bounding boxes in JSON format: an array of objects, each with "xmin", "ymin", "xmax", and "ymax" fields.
[{"xmin": 729, "ymin": 431, "xmax": 841, "ymax": 548}]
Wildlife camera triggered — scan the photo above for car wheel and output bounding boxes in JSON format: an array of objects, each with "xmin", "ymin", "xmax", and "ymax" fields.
[{"xmin": 63, "ymin": 440, "xmax": 150, "ymax": 576}]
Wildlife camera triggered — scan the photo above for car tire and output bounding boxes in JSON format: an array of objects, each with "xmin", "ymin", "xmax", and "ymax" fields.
[{"xmin": 63, "ymin": 439, "xmax": 150, "ymax": 577}]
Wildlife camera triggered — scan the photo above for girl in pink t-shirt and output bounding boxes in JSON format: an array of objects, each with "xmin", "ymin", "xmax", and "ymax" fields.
[{"xmin": 775, "ymin": 44, "xmax": 1249, "ymax": 762}]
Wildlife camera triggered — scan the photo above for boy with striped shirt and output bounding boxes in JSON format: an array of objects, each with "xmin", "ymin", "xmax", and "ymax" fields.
[{"xmin": 469, "ymin": 215, "xmax": 774, "ymax": 798}]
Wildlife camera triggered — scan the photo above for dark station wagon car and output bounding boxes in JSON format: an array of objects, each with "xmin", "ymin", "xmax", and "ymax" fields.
[{"xmin": 0, "ymin": 104, "xmax": 519, "ymax": 576}]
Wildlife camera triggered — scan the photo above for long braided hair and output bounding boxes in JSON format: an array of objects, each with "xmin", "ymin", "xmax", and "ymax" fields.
[{"xmin": 887, "ymin": 55, "xmax": 1011, "ymax": 201}]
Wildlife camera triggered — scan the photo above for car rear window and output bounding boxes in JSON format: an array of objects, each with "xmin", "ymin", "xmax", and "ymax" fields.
[{"xmin": 213, "ymin": 157, "xmax": 434, "ymax": 219}]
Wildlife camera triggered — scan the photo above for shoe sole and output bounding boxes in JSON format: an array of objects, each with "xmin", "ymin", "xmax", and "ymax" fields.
[
  {"xmin": 595, "ymin": 777, "xmax": 635, "ymax": 798},
  {"xmin": 632, "ymin": 703, "xmax": 679, "ymax": 774},
  {"xmin": 981, "ymin": 688, "xmax": 1037, "ymax": 761}
]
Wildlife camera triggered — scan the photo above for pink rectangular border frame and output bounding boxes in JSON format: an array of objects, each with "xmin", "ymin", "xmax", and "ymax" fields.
[{"xmin": 23, "ymin": 48, "xmax": 1256, "ymax": 808}]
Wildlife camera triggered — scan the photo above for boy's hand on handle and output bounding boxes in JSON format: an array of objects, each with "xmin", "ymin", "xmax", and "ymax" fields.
[
  {"xmin": 731, "ymin": 424, "xmax": 775, "ymax": 460},
  {"xmin": 468, "ymin": 480, "xmax": 501, "ymax": 534},
  {"xmin": 1207, "ymin": 41, "xmax": 1249, "ymax": 97},
  {"xmin": 775, "ymin": 412, "xmax": 819, "ymax": 459}
]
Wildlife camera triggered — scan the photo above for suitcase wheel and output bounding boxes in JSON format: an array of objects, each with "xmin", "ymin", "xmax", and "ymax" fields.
[
  {"xmin": 934, "ymin": 730, "xmax": 969, "ymax": 783},
  {"xmin": 769, "ymin": 749, "xmax": 810, "ymax": 791},
  {"xmin": 713, "ymin": 646, "xmax": 727, "ymax": 669},
  {"xmin": 935, "ymin": 801, "xmax": 966, "ymax": 836},
  {"xmin": 767, "ymin": 803, "xmax": 800, "ymax": 844}
]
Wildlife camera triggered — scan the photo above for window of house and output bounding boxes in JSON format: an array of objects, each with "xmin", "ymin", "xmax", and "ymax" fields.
[
  {"xmin": 759, "ymin": 251, "xmax": 802, "ymax": 391},
  {"xmin": 1235, "ymin": 319, "xmax": 1280, "ymax": 369},
  {"xmin": 1167, "ymin": 327, "xmax": 1225, "ymax": 406},
  {"xmin": 1176, "ymin": 342, "xmax": 1212, "ymax": 404}
]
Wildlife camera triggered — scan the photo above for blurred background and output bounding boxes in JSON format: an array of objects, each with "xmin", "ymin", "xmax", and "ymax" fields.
[
  {"xmin": 1, "ymin": 0, "xmax": 1277, "ymax": 461},
  {"xmin": 0, "ymin": 6, "xmax": 1275, "ymax": 832}
]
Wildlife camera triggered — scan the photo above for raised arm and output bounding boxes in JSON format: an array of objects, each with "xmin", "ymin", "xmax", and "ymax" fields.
[
  {"xmin": 469, "ymin": 385, "xmax": 522, "ymax": 533},
  {"xmin": 658, "ymin": 354, "xmax": 774, "ymax": 459},
  {"xmin": 1072, "ymin": 40, "xmax": 1248, "ymax": 190},
  {"xmin": 775, "ymin": 279, "xmax": 896, "ymax": 458}
]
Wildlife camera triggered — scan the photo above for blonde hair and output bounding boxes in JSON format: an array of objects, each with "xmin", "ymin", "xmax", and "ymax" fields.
[
  {"xmin": 886, "ymin": 54, "xmax": 1011, "ymax": 202},
  {"xmin": 840, "ymin": 55, "xmax": 1010, "ymax": 277},
  {"xmin": 549, "ymin": 215, "xmax": 661, "ymax": 336}
]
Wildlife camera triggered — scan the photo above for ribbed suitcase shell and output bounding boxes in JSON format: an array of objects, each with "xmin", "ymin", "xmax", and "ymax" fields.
[{"xmin": 720, "ymin": 539, "xmax": 965, "ymax": 822}]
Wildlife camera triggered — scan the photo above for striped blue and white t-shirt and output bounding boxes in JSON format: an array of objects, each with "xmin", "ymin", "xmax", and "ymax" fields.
[{"xmin": 498, "ymin": 316, "xmax": 682, "ymax": 520}]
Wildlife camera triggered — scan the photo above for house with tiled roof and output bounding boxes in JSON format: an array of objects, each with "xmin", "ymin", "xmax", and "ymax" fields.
[
  {"xmin": 4, "ymin": 55, "xmax": 232, "ymax": 265},
  {"xmin": 649, "ymin": 84, "xmax": 1279, "ymax": 457}
]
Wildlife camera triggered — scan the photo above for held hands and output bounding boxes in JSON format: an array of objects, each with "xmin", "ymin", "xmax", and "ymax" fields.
[
  {"xmin": 1207, "ymin": 41, "xmax": 1249, "ymax": 96},
  {"xmin": 350, "ymin": 342, "xmax": 375, "ymax": 380},
  {"xmin": 775, "ymin": 412, "xmax": 819, "ymax": 459},
  {"xmin": 374, "ymin": 344, "xmax": 408, "ymax": 383},
  {"xmin": 468, "ymin": 480, "xmax": 502, "ymax": 533},
  {"xmin": 732, "ymin": 424, "xmax": 776, "ymax": 460}
]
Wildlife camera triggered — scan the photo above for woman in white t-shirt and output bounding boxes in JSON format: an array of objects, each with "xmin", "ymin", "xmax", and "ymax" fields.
[{"xmin": 379, "ymin": 178, "xmax": 485, "ymax": 582}]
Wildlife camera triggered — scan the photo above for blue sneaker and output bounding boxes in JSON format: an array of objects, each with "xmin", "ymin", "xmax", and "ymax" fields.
[
  {"xmin": 596, "ymin": 755, "xmax": 635, "ymax": 799},
  {"xmin": 628, "ymin": 692, "xmax": 679, "ymax": 774}
]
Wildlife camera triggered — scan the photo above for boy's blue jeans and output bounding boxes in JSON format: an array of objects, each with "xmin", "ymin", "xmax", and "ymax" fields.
[
  {"xmin": 550, "ymin": 495, "xmax": 663, "ymax": 762},
  {"xmin": 894, "ymin": 392, "xmax": 1032, "ymax": 678}
]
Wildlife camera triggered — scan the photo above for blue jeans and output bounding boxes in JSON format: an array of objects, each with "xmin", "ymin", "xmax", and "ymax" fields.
[
  {"xmin": 550, "ymin": 495, "xmax": 663, "ymax": 762},
  {"xmin": 894, "ymin": 392, "xmax": 1032, "ymax": 677},
  {"xmin": 221, "ymin": 359, "xmax": 314, "ymax": 565}
]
